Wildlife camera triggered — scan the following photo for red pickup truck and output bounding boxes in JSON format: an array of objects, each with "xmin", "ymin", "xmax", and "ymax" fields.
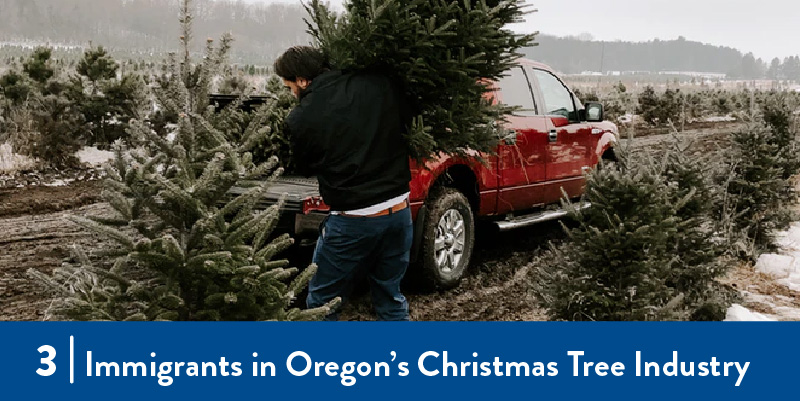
[{"xmin": 231, "ymin": 59, "xmax": 617, "ymax": 289}]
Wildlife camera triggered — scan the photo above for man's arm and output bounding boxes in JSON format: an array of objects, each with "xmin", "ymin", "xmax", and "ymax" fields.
[{"xmin": 286, "ymin": 107, "xmax": 319, "ymax": 177}]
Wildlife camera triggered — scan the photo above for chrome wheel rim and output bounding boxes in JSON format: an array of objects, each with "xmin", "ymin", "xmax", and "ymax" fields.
[{"xmin": 434, "ymin": 209, "xmax": 466, "ymax": 274}]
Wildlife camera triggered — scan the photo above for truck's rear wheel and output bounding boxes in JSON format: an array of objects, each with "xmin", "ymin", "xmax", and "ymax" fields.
[{"xmin": 421, "ymin": 187, "xmax": 475, "ymax": 289}]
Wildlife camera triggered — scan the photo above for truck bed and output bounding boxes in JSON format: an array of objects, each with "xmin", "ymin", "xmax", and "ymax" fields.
[{"xmin": 228, "ymin": 176, "xmax": 325, "ymax": 239}]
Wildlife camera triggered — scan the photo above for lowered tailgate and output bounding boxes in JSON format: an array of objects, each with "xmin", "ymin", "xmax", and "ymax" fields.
[{"xmin": 228, "ymin": 176, "xmax": 327, "ymax": 238}]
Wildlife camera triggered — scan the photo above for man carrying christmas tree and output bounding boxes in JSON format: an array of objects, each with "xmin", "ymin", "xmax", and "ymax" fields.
[{"xmin": 275, "ymin": 46, "xmax": 412, "ymax": 321}]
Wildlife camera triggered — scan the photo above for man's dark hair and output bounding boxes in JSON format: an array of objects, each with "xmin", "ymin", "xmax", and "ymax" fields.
[{"xmin": 273, "ymin": 46, "xmax": 330, "ymax": 82}]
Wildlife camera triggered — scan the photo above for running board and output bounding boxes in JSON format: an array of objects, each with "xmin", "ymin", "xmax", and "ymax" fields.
[{"xmin": 495, "ymin": 203, "xmax": 591, "ymax": 232}]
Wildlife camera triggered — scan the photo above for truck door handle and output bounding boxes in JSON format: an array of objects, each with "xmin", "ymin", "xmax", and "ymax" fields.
[{"xmin": 549, "ymin": 130, "xmax": 558, "ymax": 142}]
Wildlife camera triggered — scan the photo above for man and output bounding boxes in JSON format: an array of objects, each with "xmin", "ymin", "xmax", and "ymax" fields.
[{"xmin": 274, "ymin": 46, "xmax": 412, "ymax": 321}]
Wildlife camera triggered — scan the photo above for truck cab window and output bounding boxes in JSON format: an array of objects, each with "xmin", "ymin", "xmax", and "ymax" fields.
[
  {"xmin": 533, "ymin": 69, "xmax": 577, "ymax": 121},
  {"xmin": 497, "ymin": 67, "xmax": 537, "ymax": 116}
]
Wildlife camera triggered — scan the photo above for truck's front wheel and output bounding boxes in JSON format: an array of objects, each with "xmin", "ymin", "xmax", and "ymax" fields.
[{"xmin": 420, "ymin": 187, "xmax": 475, "ymax": 289}]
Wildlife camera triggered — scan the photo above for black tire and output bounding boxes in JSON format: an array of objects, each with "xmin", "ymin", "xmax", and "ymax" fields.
[
  {"xmin": 601, "ymin": 148, "xmax": 618, "ymax": 163},
  {"xmin": 420, "ymin": 187, "xmax": 475, "ymax": 289}
]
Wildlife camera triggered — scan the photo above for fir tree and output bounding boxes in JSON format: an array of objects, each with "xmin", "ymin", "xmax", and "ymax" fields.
[
  {"xmin": 72, "ymin": 46, "xmax": 147, "ymax": 145},
  {"xmin": 250, "ymin": 76, "xmax": 296, "ymax": 168},
  {"xmin": 660, "ymin": 139, "xmax": 726, "ymax": 316},
  {"xmin": 601, "ymin": 82, "xmax": 630, "ymax": 123},
  {"xmin": 660, "ymin": 88, "xmax": 683, "ymax": 126},
  {"xmin": 537, "ymin": 143, "xmax": 728, "ymax": 321},
  {"xmin": 77, "ymin": 46, "xmax": 119, "ymax": 86},
  {"xmin": 723, "ymin": 115, "xmax": 797, "ymax": 256},
  {"xmin": 218, "ymin": 67, "xmax": 249, "ymax": 95},
  {"xmin": 636, "ymin": 86, "xmax": 660, "ymax": 126},
  {"xmin": 28, "ymin": 0, "xmax": 336, "ymax": 321},
  {"xmin": 761, "ymin": 93, "xmax": 800, "ymax": 179},
  {"xmin": 3, "ymin": 48, "xmax": 88, "ymax": 169},
  {"xmin": 305, "ymin": 0, "xmax": 535, "ymax": 159},
  {"xmin": 0, "ymin": 69, "xmax": 32, "ymax": 105},
  {"xmin": 23, "ymin": 47, "xmax": 55, "ymax": 84}
]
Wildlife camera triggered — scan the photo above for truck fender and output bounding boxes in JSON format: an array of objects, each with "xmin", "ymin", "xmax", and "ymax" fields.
[
  {"xmin": 410, "ymin": 205, "xmax": 429, "ymax": 264},
  {"xmin": 596, "ymin": 131, "xmax": 617, "ymax": 158}
]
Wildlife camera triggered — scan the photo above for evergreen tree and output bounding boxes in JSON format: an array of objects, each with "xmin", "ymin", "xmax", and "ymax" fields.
[
  {"xmin": 26, "ymin": 93, "xmax": 86, "ymax": 168},
  {"xmin": 68, "ymin": 47, "xmax": 145, "ymax": 145},
  {"xmin": 250, "ymin": 76, "xmax": 296, "ymax": 168},
  {"xmin": 305, "ymin": 0, "xmax": 535, "ymax": 159},
  {"xmin": 761, "ymin": 93, "xmax": 800, "ymax": 179},
  {"xmin": 767, "ymin": 58, "xmax": 782, "ymax": 80},
  {"xmin": 660, "ymin": 141, "xmax": 726, "ymax": 318},
  {"xmin": 659, "ymin": 88, "xmax": 683, "ymax": 125},
  {"xmin": 602, "ymin": 82, "xmax": 630, "ymax": 123},
  {"xmin": 218, "ymin": 68, "xmax": 249, "ymax": 95},
  {"xmin": 72, "ymin": 46, "xmax": 147, "ymax": 145},
  {"xmin": 23, "ymin": 47, "xmax": 55, "ymax": 84},
  {"xmin": 3, "ymin": 48, "xmax": 87, "ymax": 169},
  {"xmin": 724, "ymin": 115, "xmax": 797, "ymax": 256},
  {"xmin": 28, "ymin": 0, "xmax": 336, "ymax": 321},
  {"xmin": 537, "ymin": 143, "xmax": 728, "ymax": 321},
  {"xmin": 0, "ymin": 69, "xmax": 32, "ymax": 105},
  {"xmin": 77, "ymin": 46, "xmax": 119, "ymax": 86},
  {"xmin": 636, "ymin": 86, "xmax": 660, "ymax": 125},
  {"xmin": 721, "ymin": 92, "xmax": 736, "ymax": 115}
]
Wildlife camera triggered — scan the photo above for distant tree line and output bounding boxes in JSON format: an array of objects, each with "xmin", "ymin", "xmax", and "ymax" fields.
[
  {"xmin": 0, "ymin": 0, "xmax": 308, "ymax": 64},
  {"xmin": 766, "ymin": 56, "xmax": 800, "ymax": 81},
  {"xmin": 2, "ymin": 1, "xmax": 798, "ymax": 80},
  {"xmin": 525, "ymin": 35, "xmax": 800, "ymax": 80}
]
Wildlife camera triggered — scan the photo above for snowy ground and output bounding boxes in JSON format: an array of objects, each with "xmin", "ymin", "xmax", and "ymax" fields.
[
  {"xmin": 75, "ymin": 146, "xmax": 114, "ymax": 167},
  {"xmin": 725, "ymin": 222, "xmax": 800, "ymax": 321},
  {"xmin": 1, "ymin": 142, "xmax": 114, "ymax": 173},
  {"xmin": 0, "ymin": 143, "xmax": 36, "ymax": 173},
  {"xmin": 0, "ymin": 143, "xmax": 113, "ymax": 187}
]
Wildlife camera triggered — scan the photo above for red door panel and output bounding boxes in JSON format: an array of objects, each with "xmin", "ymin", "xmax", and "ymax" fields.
[
  {"xmin": 544, "ymin": 116, "xmax": 592, "ymax": 181},
  {"xmin": 492, "ymin": 66, "xmax": 552, "ymax": 215},
  {"xmin": 497, "ymin": 115, "xmax": 550, "ymax": 214},
  {"xmin": 529, "ymin": 67, "xmax": 594, "ymax": 201}
]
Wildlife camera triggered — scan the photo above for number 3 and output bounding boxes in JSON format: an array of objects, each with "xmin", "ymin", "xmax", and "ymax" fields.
[{"xmin": 37, "ymin": 345, "xmax": 56, "ymax": 376}]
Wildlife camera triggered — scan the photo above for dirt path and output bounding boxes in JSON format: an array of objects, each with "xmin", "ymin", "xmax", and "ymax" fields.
[
  {"xmin": 0, "ymin": 203, "xmax": 113, "ymax": 320},
  {"xmin": 340, "ymin": 222, "xmax": 561, "ymax": 321},
  {"xmin": 0, "ymin": 180, "xmax": 101, "ymax": 218}
]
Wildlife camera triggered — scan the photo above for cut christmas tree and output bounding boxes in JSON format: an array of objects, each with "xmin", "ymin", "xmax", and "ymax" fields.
[{"xmin": 305, "ymin": 0, "xmax": 536, "ymax": 159}]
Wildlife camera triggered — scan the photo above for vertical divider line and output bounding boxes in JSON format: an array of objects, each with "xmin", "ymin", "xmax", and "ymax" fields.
[{"xmin": 70, "ymin": 335, "xmax": 74, "ymax": 384}]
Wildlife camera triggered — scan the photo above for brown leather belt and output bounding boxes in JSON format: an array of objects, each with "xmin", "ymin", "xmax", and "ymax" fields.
[{"xmin": 341, "ymin": 199, "xmax": 409, "ymax": 218}]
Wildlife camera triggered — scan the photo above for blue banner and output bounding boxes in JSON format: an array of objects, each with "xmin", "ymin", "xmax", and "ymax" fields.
[{"xmin": 0, "ymin": 322, "xmax": 795, "ymax": 400}]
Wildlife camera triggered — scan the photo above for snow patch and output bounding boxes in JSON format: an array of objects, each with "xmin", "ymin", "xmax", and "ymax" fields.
[
  {"xmin": 754, "ymin": 254, "xmax": 797, "ymax": 278},
  {"xmin": 736, "ymin": 219, "xmax": 800, "ymax": 321},
  {"xmin": 724, "ymin": 304, "xmax": 776, "ymax": 321},
  {"xmin": 700, "ymin": 115, "xmax": 737, "ymax": 123},
  {"xmin": 0, "ymin": 142, "xmax": 37, "ymax": 173},
  {"xmin": 778, "ymin": 273, "xmax": 800, "ymax": 292},
  {"xmin": 773, "ymin": 306, "xmax": 800, "ymax": 320},
  {"xmin": 762, "ymin": 222, "xmax": 800, "ymax": 292},
  {"xmin": 617, "ymin": 114, "xmax": 635, "ymax": 124},
  {"xmin": 76, "ymin": 147, "xmax": 114, "ymax": 167},
  {"xmin": 775, "ymin": 222, "xmax": 800, "ymax": 252},
  {"xmin": 43, "ymin": 179, "xmax": 74, "ymax": 187}
]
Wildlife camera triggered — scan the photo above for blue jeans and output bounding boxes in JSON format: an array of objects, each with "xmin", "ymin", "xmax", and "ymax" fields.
[{"xmin": 306, "ymin": 208, "xmax": 412, "ymax": 321}]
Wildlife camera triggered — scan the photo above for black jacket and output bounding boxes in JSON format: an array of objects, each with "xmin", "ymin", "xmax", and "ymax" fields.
[{"xmin": 286, "ymin": 70, "xmax": 412, "ymax": 211}]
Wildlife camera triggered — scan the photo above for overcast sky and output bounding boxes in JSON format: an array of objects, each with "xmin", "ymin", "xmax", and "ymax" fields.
[{"xmin": 255, "ymin": 0, "xmax": 798, "ymax": 61}]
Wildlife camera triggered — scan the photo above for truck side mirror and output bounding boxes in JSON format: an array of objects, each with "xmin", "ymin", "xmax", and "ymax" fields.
[{"xmin": 585, "ymin": 102, "xmax": 604, "ymax": 122}]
